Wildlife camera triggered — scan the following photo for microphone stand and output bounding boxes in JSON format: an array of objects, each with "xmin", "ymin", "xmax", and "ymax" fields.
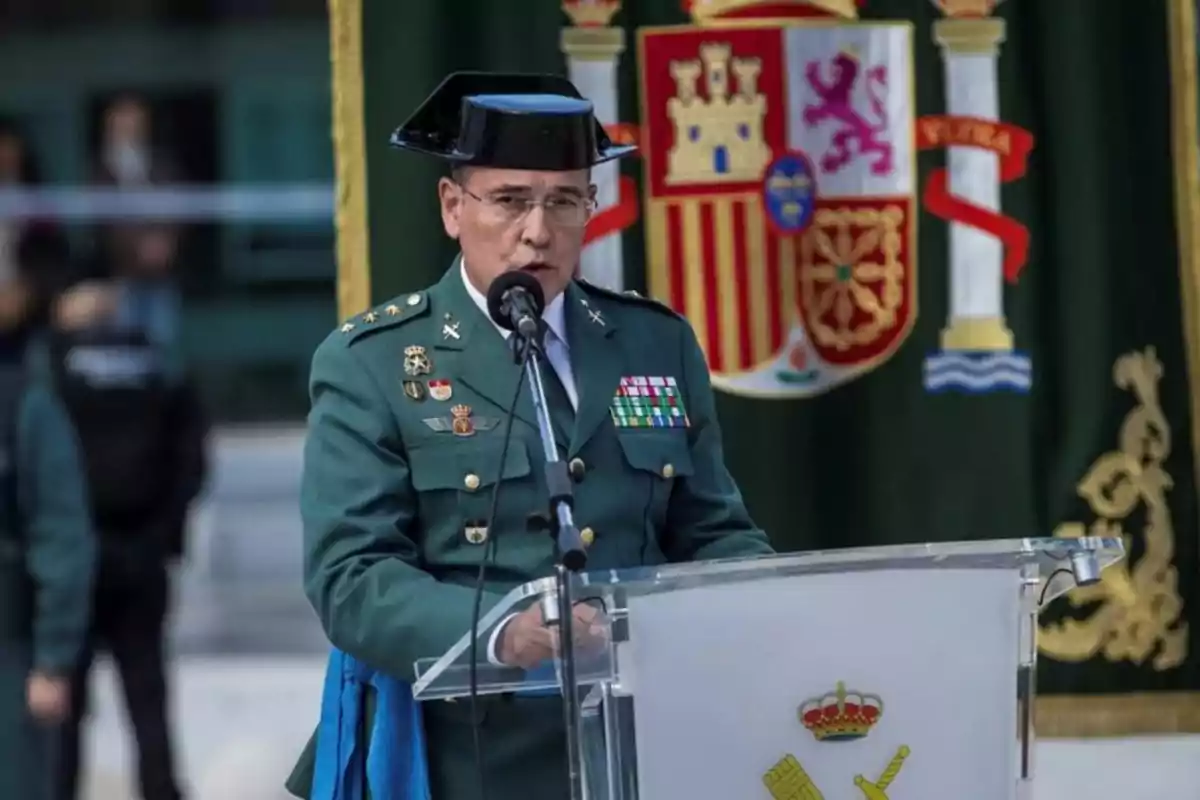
[{"xmin": 508, "ymin": 328, "xmax": 588, "ymax": 800}]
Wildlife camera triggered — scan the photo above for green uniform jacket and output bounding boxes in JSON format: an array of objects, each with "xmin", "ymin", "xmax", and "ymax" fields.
[
  {"xmin": 289, "ymin": 264, "xmax": 774, "ymax": 799},
  {"xmin": 0, "ymin": 382, "xmax": 96, "ymax": 800}
]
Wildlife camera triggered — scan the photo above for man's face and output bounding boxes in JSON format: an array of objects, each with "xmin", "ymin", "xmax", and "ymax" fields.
[
  {"xmin": 439, "ymin": 167, "xmax": 594, "ymax": 303},
  {"xmin": 105, "ymin": 98, "xmax": 149, "ymax": 145},
  {"xmin": 107, "ymin": 224, "xmax": 179, "ymax": 277}
]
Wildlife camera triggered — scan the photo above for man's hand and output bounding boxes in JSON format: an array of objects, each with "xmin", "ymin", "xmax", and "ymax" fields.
[
  {"xmin": 54, "ymin": 282, "xmax": 117, "ymax": 330},
  {"xmin": 497, "ymin": 602, "xmax": 607, "ymax": 669},
  {"xmin": 27, "ymin": 672, "xmax": 70, "ymax": 725}
]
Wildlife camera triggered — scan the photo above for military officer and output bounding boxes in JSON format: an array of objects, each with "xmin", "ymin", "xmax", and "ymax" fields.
[{"xmin": 290, "ymin": 72, "xmax": 775, "ymax": 799}]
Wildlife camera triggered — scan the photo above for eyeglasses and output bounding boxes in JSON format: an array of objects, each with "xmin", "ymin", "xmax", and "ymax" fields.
[{"xmin": 458, "ymin": 184, "xmax": 595, "ymax": 228}]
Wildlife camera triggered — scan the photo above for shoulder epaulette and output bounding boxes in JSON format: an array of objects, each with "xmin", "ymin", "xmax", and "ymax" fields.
[
  {"xmin": 575, "ymin": 280, "xmax": 682, "ymax": 320},
  {"xmin": 337, "ymin": 291, "xmax": 431, "ymax": 345}
]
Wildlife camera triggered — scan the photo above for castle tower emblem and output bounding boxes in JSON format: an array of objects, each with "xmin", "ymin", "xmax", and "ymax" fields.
[{"xmin": 666, "ymin": 42, "xmax": 773, "ymax": 185}]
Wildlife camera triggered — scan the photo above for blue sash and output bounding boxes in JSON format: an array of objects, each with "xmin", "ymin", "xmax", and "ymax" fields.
[
  {"xmin": 310, "ymin": 648, "xmax": 564, "ymax": 799},
  {"xmin": 311, "ymin": 649, "xmax": 431, "ymax": 800}
]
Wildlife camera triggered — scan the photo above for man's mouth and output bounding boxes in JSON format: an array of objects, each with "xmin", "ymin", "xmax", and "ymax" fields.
[{"xmin": 518, "ymin": 263, "xmax": 553, "ymax": 274}]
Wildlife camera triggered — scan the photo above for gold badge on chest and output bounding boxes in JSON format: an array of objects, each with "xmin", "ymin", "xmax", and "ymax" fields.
[
  {"xmin": 403, "ymin": 345, "xmax": 432, "ymax": 376},
  {"xmin": 423, "ymin": 406, "xmax": 498, "ymax": 435},
  {"xmin": 451, "ymin": 405, "xmax": 476, "ymax": 437},
  {"xmin": 402, "ymin": 380, "xmax": 426, "ymax": 401}
]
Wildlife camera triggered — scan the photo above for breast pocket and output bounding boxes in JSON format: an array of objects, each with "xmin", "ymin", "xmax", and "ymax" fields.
[
  {"xmin": 615, "ymin": 431, "xmax": 695, "ymax": 530},
  {"xmin": 407, "ymin": 438, "xmax": 534, "ymax": 558}
]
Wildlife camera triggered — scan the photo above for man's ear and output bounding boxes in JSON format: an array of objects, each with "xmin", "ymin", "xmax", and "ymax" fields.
[{"xmin": 438, "ymin": 177, "xmax": 462, "ymax": 239}]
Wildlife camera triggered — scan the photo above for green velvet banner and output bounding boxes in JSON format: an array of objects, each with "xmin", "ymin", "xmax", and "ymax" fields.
[{"xmin": 328, "ymin": 0, "xmax": 1200, "ymax": 735}]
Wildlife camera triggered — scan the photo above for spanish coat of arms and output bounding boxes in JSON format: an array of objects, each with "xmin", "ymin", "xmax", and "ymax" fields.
[{"xmin": 638, "ymin": 1, "xmax": 916, "ymax": 397}]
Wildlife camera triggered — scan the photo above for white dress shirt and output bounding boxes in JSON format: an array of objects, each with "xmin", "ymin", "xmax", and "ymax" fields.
[
  {"xmin": 461, "ymin": 265, "xmax": 579, "ymax": 408},
  {"xmin": 461, "ymin": 265, "xmax": 579, "ymax": 665}
]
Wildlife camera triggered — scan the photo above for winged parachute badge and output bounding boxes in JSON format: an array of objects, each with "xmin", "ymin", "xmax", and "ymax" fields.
[{"xmin": 637, "ymin": 3, "xmax": 917, "ymax": 398}]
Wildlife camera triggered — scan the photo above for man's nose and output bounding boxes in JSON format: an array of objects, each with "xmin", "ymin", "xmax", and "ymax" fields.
[{"xmin": 519, "ymin": 204, "xmax": 553, "ymax": 248}]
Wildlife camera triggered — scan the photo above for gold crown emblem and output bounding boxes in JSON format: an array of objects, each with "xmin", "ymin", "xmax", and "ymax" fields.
[
  {"xmin": 685, "ymin": 0, "xmax": 860, "ymax": 24},
  {"xmin": 932, "ymin": 0, "xmax": 1002, "ymax": 17},
  {"xmin": 562, "ymin": 0, "xmax": 621, "ymax": 26},
  {"xmin": 404, "ymin": 345, "xmax": 425, "ymax": 357},
  {"xmin": 798, "ymin": 682, "xmax": 883, "ymax": 742},
  {"xmin": 450, "ymin": 404, "xmax": 472, "ymax": 419}
]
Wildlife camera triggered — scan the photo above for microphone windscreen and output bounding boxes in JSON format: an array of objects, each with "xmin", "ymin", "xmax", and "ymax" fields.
[{"xmin": 486, "ymin": 270, "xmax": 546, "ymax": 330}]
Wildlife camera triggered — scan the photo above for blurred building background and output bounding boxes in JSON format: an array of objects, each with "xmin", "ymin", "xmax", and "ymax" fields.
[
  {"xmin": 0, "ymin": 0, "xmax": 331, "ymax": 624},
  {"xmin": 0, "ymin": 0, "xmax": 335, "ymax": 424},
  {"xmin": 0, "ymin": 2, "xmax": 330, "ymax": 795}
]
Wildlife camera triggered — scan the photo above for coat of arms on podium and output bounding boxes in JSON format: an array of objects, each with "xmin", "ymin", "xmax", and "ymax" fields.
[
  {"xmin": 637, "ymin": 0, "xmax": 916, "ymax": 398},
  {"xmin": 764, "ymin": 681, "xmax": 911, "ymax": 799}
]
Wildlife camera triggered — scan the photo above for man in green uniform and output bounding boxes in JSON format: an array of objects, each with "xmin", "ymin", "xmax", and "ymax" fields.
[
  {"xmin": 0, "ymin": 255, "xmax": 96, "ymax": 800},
  {"xmin": 292, "ymin": 72, "xmax": 774, "ymax": 799}
]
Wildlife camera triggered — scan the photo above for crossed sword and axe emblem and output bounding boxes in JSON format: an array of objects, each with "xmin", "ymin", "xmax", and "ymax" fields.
[{"xmin": 763, "ymin": 745, "xmax": 911, "ymax": 800}]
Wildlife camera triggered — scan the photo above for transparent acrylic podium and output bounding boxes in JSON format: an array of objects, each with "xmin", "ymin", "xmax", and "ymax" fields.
[{"xmin": 411, "ymin": 537, "xmax": 1123, "ymax": 800}]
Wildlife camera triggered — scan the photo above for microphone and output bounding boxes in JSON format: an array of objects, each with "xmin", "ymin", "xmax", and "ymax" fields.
[{"xmin": 487, "ymin": 270, "xmax": 546, "ymax": 340}]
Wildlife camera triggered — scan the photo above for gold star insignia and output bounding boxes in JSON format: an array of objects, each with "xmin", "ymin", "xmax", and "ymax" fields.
[
  {"xmin": 340, "ymin": 322, "xmax": 355, "ymax": 333},
  {"xmin": 386, "ymin": 304, "xmax": 401, "ymax": 316},
  {"xmin": 364, "ymin": 311, "xmax": 378, "ymax": 323}
]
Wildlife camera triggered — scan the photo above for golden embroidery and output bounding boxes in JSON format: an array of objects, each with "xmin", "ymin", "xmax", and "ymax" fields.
[
  {"xmin": 800, "ymin": 206, "xmax": 906, "ymax": 353},
  {"xmin": 1039, "ymin": 347, "xmax": 1188, "ymax": 670}
]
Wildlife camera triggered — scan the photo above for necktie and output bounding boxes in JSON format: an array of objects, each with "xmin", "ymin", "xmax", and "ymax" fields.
[{"xmin": 540, "ymin": 328, "xmax": 576, "ymax": 444}]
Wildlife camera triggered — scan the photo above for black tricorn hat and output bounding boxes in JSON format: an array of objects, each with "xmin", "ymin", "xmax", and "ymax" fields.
[{"xmin": 390, "ymin": 71, "xmax": 635, "ymax": 171}]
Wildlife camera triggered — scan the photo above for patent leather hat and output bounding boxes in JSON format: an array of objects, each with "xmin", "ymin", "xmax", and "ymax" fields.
[{"xmin": 390, "ymin": 71, "xmax": 635, "ymax": 170}]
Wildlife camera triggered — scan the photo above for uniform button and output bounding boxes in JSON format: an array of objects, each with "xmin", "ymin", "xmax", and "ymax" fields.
[
  {"xmin": 464, "ymin": 473, "xmax": 481, "ymax": 491},
  {"xmin": 569, "ymin": 457, "xmax": 586, "ymax": 481},
  {"xmin": 661, "ymin": 463, "xmax": 675, "ymax": 479},
  {"xmin": 580, "ymin": 527, "xmax": 595, "ymax": 546}
]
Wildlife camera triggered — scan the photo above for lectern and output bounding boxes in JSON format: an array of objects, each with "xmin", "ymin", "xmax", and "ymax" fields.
[{"xmin": 411, "ymin": 537, "xmax": 1123, "ymax": 800}]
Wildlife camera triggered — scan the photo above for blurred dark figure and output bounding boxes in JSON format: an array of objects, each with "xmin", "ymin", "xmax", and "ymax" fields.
[
  {"xmin": 0, "ymin": 116, "xmax": 74, "ymax": 318},
  {"xmin": 0, "ymin": 186, "xmax": 96, "ymax": 798},
  {"xmin": 49, "ymin": 220, "xmax": 207, "ymax": 800}
]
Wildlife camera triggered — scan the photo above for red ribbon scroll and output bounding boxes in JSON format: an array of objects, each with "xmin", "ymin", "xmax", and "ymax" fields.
[
  {"xmin": 582, "ymin": 123, "xmax": 642, "ymax": 246},
  {"xmin": 917, "ymin": 115, "xmax": 1036, "ymax": 283},
  {"xmin": 583, "ymin": 176, "xmax": 640, "ymax": 246}
]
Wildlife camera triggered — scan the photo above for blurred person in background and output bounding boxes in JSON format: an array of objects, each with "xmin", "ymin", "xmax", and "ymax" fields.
[
  {"xmin": 0, "ymin": 135, "xmax": 96, "ymax": 797},
  {"xmin": 48, "ymin": 215, "xmax": 208, "ymax": 800},
  {"xmin": 94, "ymin": 93, "xmax": 158, "ymax": 187},
  {"xmin": 0, "ymin": 116, "xmax": 74, "ymax": 304}
]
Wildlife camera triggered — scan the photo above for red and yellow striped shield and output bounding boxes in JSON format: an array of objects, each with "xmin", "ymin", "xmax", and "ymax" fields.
[{"xmin": 638, "ymin": 17, "xmax": 917, "ymax": 398}]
